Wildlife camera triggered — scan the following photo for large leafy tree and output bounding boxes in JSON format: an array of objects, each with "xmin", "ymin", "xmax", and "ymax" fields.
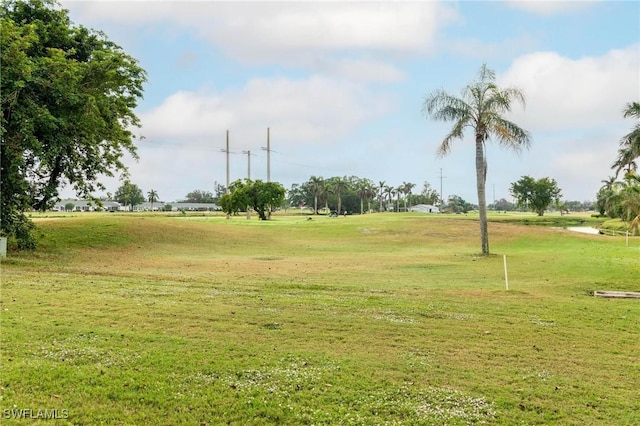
[
  {"xmin": 420, "ymin": 181, "xmax": 440, "ymax": 205},
  {"xmin": 114, "ymin": 181, "xmax": 144, "ymax": 211},
  {"xmin": 510, "ymin": 176, "xmax": 562, "ymax": 216},
  {"xmin": 444, "ymin": 195, "xmax": 476, "ymax": 214},
  {"xmin": 183, "ymin": 189, "xmax": 215, "ymax": 203},
  {"xmin": 286, "ymin": 183, "xmax": 306, "ymax": 209},
  {"xmin": 220, "ymin": 179, "xmax": 285, "ymax": 221},
  {"xmin": 423, "ymin": 64, "xmax": 531, "ymax": 254},
  {"xmin": 219, "ymin": 180, "xmax": 248, "ymax": 217},
  {"xmin": 1, "ymin": 0, "xmax": 146, "ymax": 247}
]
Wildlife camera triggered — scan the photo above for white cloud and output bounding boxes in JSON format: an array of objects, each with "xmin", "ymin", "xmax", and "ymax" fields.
[
  {"xmin": 140, "ymin": 91, "xmax": 234, "ymax": 138},
  {"xmin": 505, "ymin": 0, "xmax": 598, "ymax": 16},
  {"xmin": 63, "ymin": 1, "xmax": 458, "ymax": 61},
  {"xmin": 499, "ymin": 44, "xmax": 640, "ymax": 132},
  {"xmin": 492, "ymin": 46, "xmax": 639, "ymax": 201},
  {"xmin": 445, "ymin": 34, "xmax": 539, "ymax": 60},
  {"xmin": 312, "ymin": 57, "xmax": 406, "ymax": 83},
  {"xmin": 205, "ymin": 2, "xmax": 454, "ymax": 57},
  {"xmin": 139, "ymin": 75, "xmax": 394, "ymax": 148}
]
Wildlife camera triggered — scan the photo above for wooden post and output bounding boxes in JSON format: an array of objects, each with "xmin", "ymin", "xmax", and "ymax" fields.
[{"xmin": 503, "ymin": 255, "xmax": 509, "ymax": 291}]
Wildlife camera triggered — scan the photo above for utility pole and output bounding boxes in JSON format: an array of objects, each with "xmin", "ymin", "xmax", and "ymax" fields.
[
  {"xmin": 242, "ymin": 150, "xmax": 251, "ymax": 180},
  {"xmin": 220, "ymin": 130, "xmax": 231, "ymax": 193},
  {"xmin": 439, "ymin": 168, "xmax": 446, "ymax": 205},
  {"xmin": 242, "ymin": 149, "xmax": 252, "ymax": 220},
  {"xmin": 261, "ymin": 127, "xmax": 271, "ymax": 182},
  {"xmin": 493, "ymin": 184, "xmax": 496, "ymax": 207}
]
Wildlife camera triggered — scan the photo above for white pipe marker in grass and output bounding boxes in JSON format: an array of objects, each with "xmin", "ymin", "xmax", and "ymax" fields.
[
  {"xmin": 626, "ymin": 231, "xmax": 629, "ymax": 247},
  {"xmin": 503, "ymin": 255, "xmax": 509, "ymax": 291}
]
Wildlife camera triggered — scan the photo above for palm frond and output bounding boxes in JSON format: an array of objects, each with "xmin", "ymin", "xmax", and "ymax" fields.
[
  {"xmin": 423, "ymin": 90, "xmax": 470, "ymax": 119},
  {"xmin": 475, "ymin": 63, "xmax": 496, "ymax": 85},
  {"xmin": 436, "ymin": 119, "xmax": 466, "ymax": 157},
  {"xmin": 485, "ymin": 87, "xmax": 526, "ymax": 114},
  {"xmin": 623, "ymin": 101, "xmax": 640, "ymax": 119},
  {"xmin": 619, "ymin": 124, "xmax": 640, "ymax": 152},
  {"xmin": 489, "ymin": 117, "xmax": 531, "ymax": 151},
  {"xmin": 612, "ymin": 146, "xmax": 639, "ymax": 176}
]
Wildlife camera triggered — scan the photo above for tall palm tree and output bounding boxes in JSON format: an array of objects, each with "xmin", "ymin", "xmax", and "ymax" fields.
[
  {"xmin": 332, "ymin": 176, "xmax": 349, "ymax": 214},
  {"xmin": 384, "ymin": 185, "xmax": 394, "ymax": 212},
  {"xmin": 356, "ymin": 182, "xmax": 369, "ymax": 215},
  {"xmin": 147, "ymin": 189, "xmax": 159, "ymax": 212},
  {"xmin": 378, "ymin": 181, "xmax": 386, "ymax": 212},
  {"xmin": 395, "ymin": 185, "xmax": 404, "ymax": 212},
  {"xmin": 305, "ymin": 176, "xmax": 323, "ymax": 215},
  {"xmin": 318, "ymin": 179, "xmax": 332, "ymax": 213},
  {"xmin": 423, "ymin": 64, "xmax": 531, "ymax": 254},
  {"xmin": 366, "ymin": 184, "xmax": 374, "ymax": 213},
  {"xmin": 402, "ymin": 182, "xmax": 415, "ymax": 211}
]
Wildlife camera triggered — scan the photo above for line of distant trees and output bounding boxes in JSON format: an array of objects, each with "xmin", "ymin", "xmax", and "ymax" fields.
[{"xmin": 106, "ymin": 174, "xmax": 596, "ymax": 218}]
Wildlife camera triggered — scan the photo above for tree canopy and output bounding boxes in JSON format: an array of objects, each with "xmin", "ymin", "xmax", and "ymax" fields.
[
  {"xmin": 443, "ymin": 195, "xmax": 476, "ymax": 214},
  {"xmin": 596, "ymin": 102, "xmax": 640, "ymax": 234},
  {"xmin": 612, "ymin": 102, "xmax": 640, "ymax": 175},
  {"xmin": 423, "ymin": 64, "xmax": 531, "ymax": 254},
  {"xmin": 114, "ymin": 181, "xmax": 145, "ymax": 211},
  {"xmin": 510, "ymin": 176, "xmax": 562, "ymax": 216},
  {"xmin": 183, "ymin": 190, "xmax": 216, "ymax": 203},
  {"xmin": 220, "ymin": 180, "xmax": 285, "ymax": 220},
  {"xmin": 597, "ymin": 172, "xmax": 640, "ymax": 234},
  {"xmin": 1, "ymin": 0, "xmax": 146, "ymax": 247}
]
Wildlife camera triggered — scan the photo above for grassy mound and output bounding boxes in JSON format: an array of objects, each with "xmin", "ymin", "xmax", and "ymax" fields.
[{"xmin": 1, "ymin": 212, "xmax": 638, "ymax": 424}]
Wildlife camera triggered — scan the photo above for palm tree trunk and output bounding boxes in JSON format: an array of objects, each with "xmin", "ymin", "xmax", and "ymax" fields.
[{"xmin": 476, "ymin": 135, "xmax": 489, "ymax": 255}]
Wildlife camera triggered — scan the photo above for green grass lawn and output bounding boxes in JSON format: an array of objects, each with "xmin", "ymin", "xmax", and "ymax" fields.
[{"xmin": 1, "ymin": 212, "xmax": 638, "ymax": 425}]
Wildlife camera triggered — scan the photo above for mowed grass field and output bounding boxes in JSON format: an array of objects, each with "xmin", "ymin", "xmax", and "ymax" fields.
[{"xmin": 1, "ymin": 212, "xmax": 638, "ymax": 425}]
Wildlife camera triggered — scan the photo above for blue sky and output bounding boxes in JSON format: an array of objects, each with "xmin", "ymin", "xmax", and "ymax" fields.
[{"xmin": 60, "ymin": 0, "xmax": 639, "ymax": 204}]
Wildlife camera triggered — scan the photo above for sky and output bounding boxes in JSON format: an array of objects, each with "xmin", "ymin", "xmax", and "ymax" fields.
[{"xmin": 59, "ymin": 0, "xmax": 640, "ymax": 204}]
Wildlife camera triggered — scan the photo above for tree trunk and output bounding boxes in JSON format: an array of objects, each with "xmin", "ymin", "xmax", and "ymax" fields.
[{"xmin": 475, "ymin": 135, "xmax": 489, "ymax": 255}]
